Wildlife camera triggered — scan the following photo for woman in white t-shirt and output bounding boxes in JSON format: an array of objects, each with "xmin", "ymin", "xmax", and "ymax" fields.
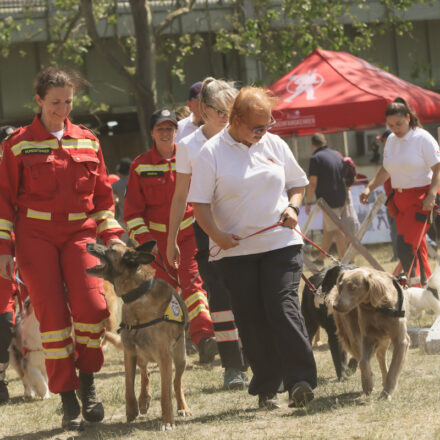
[
  {"xmin": 188, "ymin": 86, "xmax": 317, "ymax": 410},
  {"xmin": 360, "ymin": 98, "xmax": 440, "ymax": 286},
  {"xmin": 167, "ymin": 78, "xmax": 248, "ymax": 390}
]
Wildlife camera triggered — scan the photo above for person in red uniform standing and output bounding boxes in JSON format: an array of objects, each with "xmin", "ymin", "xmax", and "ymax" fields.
[
  {"xmin": 0, "ymin": 126, "xmax": 17, "ymax": 404},
  {"xmin": 124, "ymin": 109, "xmax": 217, "ymax": 362},
  {"xmin": 0, "ymin": 67, "xmax": 124, "ymax": 430}
]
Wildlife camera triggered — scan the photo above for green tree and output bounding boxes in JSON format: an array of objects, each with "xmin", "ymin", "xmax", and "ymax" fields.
[
  {"xmin": 0, "ymin": 0, "xmax": 201, "ymax": 149},
  {"xmin": 216, "ymin": 0, "xmax": 424, "ymax": 83}
]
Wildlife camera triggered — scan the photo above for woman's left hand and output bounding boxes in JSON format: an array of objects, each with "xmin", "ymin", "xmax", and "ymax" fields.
[
  {"xmin": 106, "ymin": 238, "xmax": 126, "ymax": 247},
  {"xmin": 280, "ymin": 206, "xmax": 298, "ymax": 229},
  {"xmin": 422, "ymin": 193, "xmax": 436, "ymax": 211}
]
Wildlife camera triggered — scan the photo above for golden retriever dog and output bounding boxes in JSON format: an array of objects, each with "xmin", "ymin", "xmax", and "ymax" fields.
[
  {"xmin": 86, "ymin": 240, "xmax": 191, "ymax": 430},
  {"xmin": 326, "ymin": 267, "xmax": 409, "ymax": 400}
]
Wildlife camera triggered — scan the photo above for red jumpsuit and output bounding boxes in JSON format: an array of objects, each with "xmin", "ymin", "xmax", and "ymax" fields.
[
  {"xmin": 124, "ymin": 144, "xmax": 214, "ymax": 346},
  {"xmin": 0, "ymin": 116, "xmax": 124, "ymax": 393}
]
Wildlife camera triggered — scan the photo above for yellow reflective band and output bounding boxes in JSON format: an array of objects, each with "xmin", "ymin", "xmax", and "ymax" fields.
[
  {"xmin": 76, "ymin": 335, "xmax": 104, "ymax": 348},
  {"xmin": 0, "ymin": 231, "xmax": 11, "ymax": 241},
  {"xmin": 185, "ymin": 291, "xmax": 208, "ymax": 309},
  {"xmin": 68, "ymin": 212, "xmax": 87, "ymax": 221},
  {"xmin": 43, "ymin": 343, "xmax": 74, "ymax": 360},
  {"xmin": 135, "ymin": 163, "xmax": 170, "ymax": 174},
  {"xmin": 179, "ymin": 216, "xmax": 194, "ymax": 231},
  {"xmin": 149, "ymin": 221, "xmax": 166, "ymax": 232},
  {"xmin": 171, "ymin": 163, "xmax": 176, "ymax": 171},
  {"xmin": 62, "ymin": 139, "xmax": 99, "ymax": 152},
  {"xmin": 211, "ymin": 310, "xmax": 235, "ymax": 323},
  {"xmin": 130, "ymin": 226, "xmax": 150, "ymax": 237},
  {"xmin": 11, "ymin": 140, "xmax": 59, "ymax": 156},
  {"xmin": 90, "ymin": 210, "xmax": 115, "ymax": 221},
  {"xmin": 73, "ymin": 319, "xmax": 106, "ymax": 334},
  {"xmin": 214, "ymin": 329, "xmax": 239, "ymax": 342},
  {"xmin": 126, "ymin": 217, "xmax": 145, "ymax": 229},
  {"xmin": 0, "ymin": 219, "xmax": 13, "ymax": 232},
  {"xmin": 27, "ymin": 209, "xmax": 51, "ymax": 220},
  {"xmin": 97, "ymin": 219, "xmax": 121, "ymax": 234},
  {"xmin": 41, "ymin": 326, "xmax": 72, "ymax": 343},
  {"xmin": 188, "ymin": 304, "xmax": 209, "ymax": 321}
]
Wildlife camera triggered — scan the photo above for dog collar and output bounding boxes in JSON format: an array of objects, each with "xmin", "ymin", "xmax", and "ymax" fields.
[
  {"xmin": 374, "ymin": 278, "xmax": 405, "ymax": 318},
  {"xmin": 121, "ymin": 279, "xmax": 155, "ymax": 304}
]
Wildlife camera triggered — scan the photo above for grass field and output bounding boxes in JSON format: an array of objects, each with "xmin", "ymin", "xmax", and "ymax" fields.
[{"xmin": 1, "ymin": 243, "xmax": 440, "ymax": 440}]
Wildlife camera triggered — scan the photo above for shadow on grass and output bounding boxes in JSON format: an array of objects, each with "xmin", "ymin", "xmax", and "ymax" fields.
[
  {"xmin": 2, "ymin": 408, "xmax": 260, "ymax": 440},
  {"xmin": 281, "ymin": 391, "xmax": 364, "ymax": 417}
]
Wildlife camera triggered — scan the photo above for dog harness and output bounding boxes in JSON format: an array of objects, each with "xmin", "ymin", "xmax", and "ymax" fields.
[
  {"xmin": 118, "ymin": 278, "xmax": 186, "ymax": 332},
  {"xmin": 373, "ymin": 278, "xmax": 406, "ymax": 318}
]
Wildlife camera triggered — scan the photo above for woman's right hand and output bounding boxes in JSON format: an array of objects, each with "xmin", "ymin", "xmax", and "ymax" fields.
[
  {"xmin": 359, "ymin": 187, "xmax": 371, "ymax": 205},
  {"xmin": 166, "ymin": 241, "xmax": 181, "ymax": 269},
  {"xmin": 214, "ymin": 232, "xmax": 240, "ymax": 250},
  {"xmin": 0, "ymin": 254, "xmax": 14, "ymax": 280}
]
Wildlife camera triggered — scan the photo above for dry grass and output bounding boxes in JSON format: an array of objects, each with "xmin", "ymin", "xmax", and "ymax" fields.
[{"xmin": 1, "ymin": 243, "xmax": 439, "ymax": 440}]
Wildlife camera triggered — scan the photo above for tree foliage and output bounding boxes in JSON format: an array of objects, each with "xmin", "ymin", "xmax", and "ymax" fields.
[{"xmin": 216, "ymin": 0, "xmax": 423, "ymax": 82}]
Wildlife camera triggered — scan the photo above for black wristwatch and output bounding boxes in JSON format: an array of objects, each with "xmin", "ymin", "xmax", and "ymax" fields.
[{"xmin": 287, "ymin": 204, "xmax": 300, "ymax": 216}]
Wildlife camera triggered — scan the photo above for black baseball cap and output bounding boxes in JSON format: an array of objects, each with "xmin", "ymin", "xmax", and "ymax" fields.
[
  {"xmin": 376, "ymin": 129, "xmax": 391, "ymax": 141},
  {"xmin": 150, "ymin": 109, "xmax": 178, "ymax": 130},
  {"xmin": 188, "ymin": 81, "xmax": 202, "ymax": 100}
]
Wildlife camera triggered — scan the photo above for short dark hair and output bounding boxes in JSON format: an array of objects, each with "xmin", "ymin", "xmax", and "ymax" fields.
[
  {"xmin": 116, "ymin": 157, "xmax": 132, "ymax": 176},
  {"xmin": 35, "ymin": 66, "xmax": 84, "ymax": 98},
  {"xmin": 311, "ymin": 133, "xmax": 326, "ymax": 147}
]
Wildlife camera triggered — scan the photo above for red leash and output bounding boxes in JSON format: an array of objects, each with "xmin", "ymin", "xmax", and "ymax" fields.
[{"xmin": 407, "ymin": 216, "xmax": 429, "ymax": 280}]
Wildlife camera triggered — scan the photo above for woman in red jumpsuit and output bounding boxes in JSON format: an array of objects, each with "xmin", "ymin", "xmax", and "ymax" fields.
[
  {"xmin": 124, "ymin": 109, "xmax": 217, "ymax": 362},
  {"xmin": 0, "ymin": 126, "xmax": 16, "ymax": 404},
  {"xmin": 0, "ymin": 67, "xmax": 124, "ymax": 430}
]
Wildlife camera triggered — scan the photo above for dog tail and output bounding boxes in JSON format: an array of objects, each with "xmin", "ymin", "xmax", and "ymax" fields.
[{"xmin": 104, "ymin": 331, "xmax": 124, "ymax": 350}]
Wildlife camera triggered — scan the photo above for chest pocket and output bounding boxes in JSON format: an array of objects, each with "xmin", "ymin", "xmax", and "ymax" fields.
[
  {"xmin": 140, "ymin": 172, "xmax": 168, "ymax": 205},
  {"xmin": 22, "ymin": 155, "xmax": 56, "ymax": 196},
  {"xmin": 70, "ymin": 153, "xmax": 100, "ymax": 194}
]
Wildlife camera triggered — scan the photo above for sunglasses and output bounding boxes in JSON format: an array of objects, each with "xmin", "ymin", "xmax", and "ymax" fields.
[
  {"xmin": 206, "ymin": 103, "xmax": 229, "ymax": 118},
  {"xmin": 250, "ymin": 116, "xmax": 277, "ymax": 135}
]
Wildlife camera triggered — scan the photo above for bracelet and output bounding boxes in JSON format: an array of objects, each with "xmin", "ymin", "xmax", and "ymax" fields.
[{"xmin": 287, "ymin": 204, "xmax": 300, "ymax": 216}]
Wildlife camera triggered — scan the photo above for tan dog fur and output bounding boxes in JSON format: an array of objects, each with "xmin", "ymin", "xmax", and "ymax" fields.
[
  {"xmin": 86, "ymin": 241, "xmax": 190, "ymax": 430},
  {"xmin": 326, "ymin": 267, "xmax": 409, "ymax": 400}
]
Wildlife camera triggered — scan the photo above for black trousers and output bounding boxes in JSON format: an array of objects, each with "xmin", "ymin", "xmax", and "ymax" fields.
[
  {"xmin": 0, "ymin": 312, "xmax": 13, "ymax": 364},
  {"xmin": 214, "ymin": 245, "xmax": 317, "ymax": 396},
  {"xmin": 193, "ymin": 222, "xmax": 247, "ymax": 370}
]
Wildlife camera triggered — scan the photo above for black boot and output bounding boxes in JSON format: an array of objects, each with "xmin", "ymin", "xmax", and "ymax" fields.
[
  {"xmin": 78, "ymin": 372, "xmax": 104, "ymax": 422},
  {"xmin": 61, "ymin": 390, "xmax": 84, "ymax": 431}
]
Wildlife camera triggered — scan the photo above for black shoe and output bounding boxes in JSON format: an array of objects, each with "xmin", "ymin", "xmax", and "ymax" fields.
[
  {"xmin": 0, "ymin": 380, "xmax": 9, "ymax": 404},
  {"xmin": 288, "ymin": 381, "xmax": 314, "ymax": 408},
  {"xmin": 61, "ymin": 390, "xmax": 84, "ymax": 431},
  {"xmin": 78, "ymin": 372, "xmax": 104, "ymax": 423},
  {"xmin": 198, "ymin": 337, "xmax": 218, "ymax": 364},
  {"xmin": 258, "ymin": 393, "xmax": 280, "ymax": 410}
]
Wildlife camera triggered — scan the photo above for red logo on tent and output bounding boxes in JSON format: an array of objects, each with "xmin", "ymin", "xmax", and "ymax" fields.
[{"xmin": 285, "ymin": 69, "xmax": 324, "ymax": 102}]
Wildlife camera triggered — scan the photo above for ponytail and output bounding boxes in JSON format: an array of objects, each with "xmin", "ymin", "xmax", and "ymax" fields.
[{"xmin": 385, "ymin": 97, "xmax": 421, "ymax": 129}]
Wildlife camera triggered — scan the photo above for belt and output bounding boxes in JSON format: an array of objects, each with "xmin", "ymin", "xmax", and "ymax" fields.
[
  {"xmin": 394, "ymin": 185, "xmax": 431, "ymax": 194},
  {"xmin": 23, "ymin": 208, "xmax": 87, "ymax": 221},
  {"xmin": 148, "ymin": 216, "xmax": 194, "ymax": 233}
]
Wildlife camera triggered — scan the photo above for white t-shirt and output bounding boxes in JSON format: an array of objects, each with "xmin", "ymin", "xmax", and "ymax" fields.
[
  {"xmin": 51, "ymin": 128, "xmax": 65, "ymax": 141},
  {"xmin": 188, "ymin": 128, "xmax": 309, "ymax": 260},
  {"xmin": 176, "ymin": 127, "xmax": 208, "ymax": 174},
  {"xmin": 383, "ymin": 127, "xmax": 440, "ymax": 188},
  {"xmin": 175, "ymin": 114, "xmax": 199, "ymax": 144}
]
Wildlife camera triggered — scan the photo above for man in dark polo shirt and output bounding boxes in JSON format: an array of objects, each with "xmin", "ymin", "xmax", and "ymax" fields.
[{"xmin": 305, "ymin": 133, "xmax": 347, "ymax": 263}]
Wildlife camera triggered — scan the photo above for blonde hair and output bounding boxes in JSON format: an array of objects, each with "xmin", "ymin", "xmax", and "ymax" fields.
[{"xmin": 199, "ymin": 77, "xmax": 238, "ymax": 120}]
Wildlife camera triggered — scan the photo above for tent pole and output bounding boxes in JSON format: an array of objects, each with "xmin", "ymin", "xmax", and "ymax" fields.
[
  {"xmin": 288, "ymin": 134, "xmax": 299, "ymax": 159},
  {"xmin": 343, "ymin": 131, "xmax": 349, "ymax": 157}
]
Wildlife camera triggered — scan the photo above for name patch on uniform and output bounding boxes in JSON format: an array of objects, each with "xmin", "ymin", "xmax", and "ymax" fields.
[
  {"xmin": 140, "ymin": 171, "xmax": 164, "ymax": 177},
  {"xmin": 22, "ymin": 148, "xmax": 52, "ymax": 155}
]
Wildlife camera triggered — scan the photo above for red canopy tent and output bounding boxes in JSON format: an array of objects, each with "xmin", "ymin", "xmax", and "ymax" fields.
[{"xmin": 268, "ymin": 49, "xmax": 440, "ymax": 137}]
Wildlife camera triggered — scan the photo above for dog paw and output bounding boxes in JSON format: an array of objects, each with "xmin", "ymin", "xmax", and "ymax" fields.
[
  {"xmin": 126, "ymin": 410, "xmax": 139, "ymax": 423},
  {"xmin": 177, "ymin": 409, "xmax": 191, "ymax": 417},
  {"xmin": 379, "ymin": 390, "xmax": 392, "ymax": 401},
  {"xmin": 161, "ymin": 423, "xmax": 175, "ymax": 431}
]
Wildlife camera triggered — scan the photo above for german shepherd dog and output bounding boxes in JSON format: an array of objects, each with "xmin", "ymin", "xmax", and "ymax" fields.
[{"xmin": 86, "ymin": 241, "xmax": 191, "ymax": 430}]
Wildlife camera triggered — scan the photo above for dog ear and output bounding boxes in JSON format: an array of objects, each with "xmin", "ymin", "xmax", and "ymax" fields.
[
  {"xmin": 367, "ymin": 271, "xmax": 393, "ymax": 307},
  {"xmin": 122, "ymin": 248, "xmax": 155, "ymax": 267},
  {"xmin": 135, "ymin": 240, "xmax": 157, "ymax": 254}
]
